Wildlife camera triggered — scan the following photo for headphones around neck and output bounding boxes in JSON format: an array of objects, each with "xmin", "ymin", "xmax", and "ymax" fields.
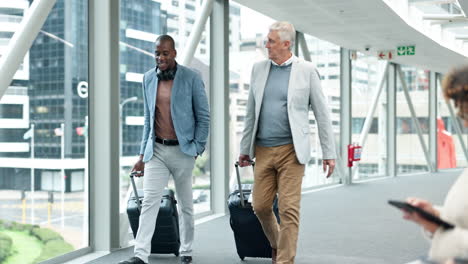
[{"xmin": 156, "ymin": 65, "xmax": 177, "ymax": 81}]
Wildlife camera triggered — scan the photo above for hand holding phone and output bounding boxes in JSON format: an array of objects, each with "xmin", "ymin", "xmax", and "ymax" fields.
[
  {"xmin": 388, "ymin": 199, "xmax": 454, "ymax": 230},
  {"xmin": 406, "ymin": 197, "xmax": 439, "ymax": 217}
]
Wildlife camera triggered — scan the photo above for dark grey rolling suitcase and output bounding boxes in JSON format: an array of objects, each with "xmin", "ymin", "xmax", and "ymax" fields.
[
  {"xmin": 127, "ymin": 172, "xmax": 180, "ymax": 256},
  {"xmin": 227, "ymin": 162, "xmax": 279, "ymax": 260}
]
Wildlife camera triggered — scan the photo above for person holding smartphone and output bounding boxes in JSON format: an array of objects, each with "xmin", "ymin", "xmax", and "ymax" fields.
[{"xmin": 402, "ymin": 65, "xmax": 468, "ymax": 263}]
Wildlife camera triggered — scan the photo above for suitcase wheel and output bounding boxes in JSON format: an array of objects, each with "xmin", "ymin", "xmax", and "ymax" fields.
[
  {"xmin": 239, "ymin": 255, "xmax": 245, "ymax": 261},
  {"xmin": 174, "ymin": 252, "xmax": 179, "ymax": 257}
]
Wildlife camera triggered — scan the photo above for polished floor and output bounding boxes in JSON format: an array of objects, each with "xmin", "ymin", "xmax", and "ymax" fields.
[{"xmin": 87, "ymin": 170, "xmax": 460, "ymax": 264}]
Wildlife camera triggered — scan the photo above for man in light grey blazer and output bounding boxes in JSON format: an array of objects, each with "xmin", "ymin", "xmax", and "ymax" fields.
[
  {"xmin": 120, "ymin": 35, "xmax": 209, "ymax": 264},
  {"xmin": 238, "ymin": 22, "xmax": 336, "ymax": 264}
]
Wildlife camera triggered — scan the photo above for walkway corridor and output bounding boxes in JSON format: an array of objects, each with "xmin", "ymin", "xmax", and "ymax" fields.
[{"xmin": 87, "ymin": 170, "xmax": 460, "ymax": 264}]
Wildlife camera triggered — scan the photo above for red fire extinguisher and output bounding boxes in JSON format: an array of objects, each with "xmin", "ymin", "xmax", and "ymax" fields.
[{"xmin": 347, "ymin": 143, "xmax": 362, "ymax": 167}]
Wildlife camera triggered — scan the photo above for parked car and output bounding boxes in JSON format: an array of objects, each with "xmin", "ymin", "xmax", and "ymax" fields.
[{"xmin": 192, "ymin": 189, "xmax": 208, "ymax": 203}]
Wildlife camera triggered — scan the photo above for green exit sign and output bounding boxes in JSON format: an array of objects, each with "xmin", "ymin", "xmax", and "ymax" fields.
[{"xmin": 397, "ymin": 45, "xmax": 416, "ymax": 56}]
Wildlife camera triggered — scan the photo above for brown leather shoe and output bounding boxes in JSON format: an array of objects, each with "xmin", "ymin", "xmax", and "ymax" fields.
[{"xmin": 272, "ymin": 248, "xmax": 277, "ymax": 264}]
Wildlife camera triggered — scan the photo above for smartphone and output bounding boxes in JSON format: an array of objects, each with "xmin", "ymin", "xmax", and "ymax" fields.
[{"xmin": 388, "ymin": 200, "xmax": 454, "ymax": 229}]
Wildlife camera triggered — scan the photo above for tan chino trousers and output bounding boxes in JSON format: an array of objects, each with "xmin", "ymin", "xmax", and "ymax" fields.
[{"xmin": 252, "ymin": 144, "xmax": 305, "ymax": 264}]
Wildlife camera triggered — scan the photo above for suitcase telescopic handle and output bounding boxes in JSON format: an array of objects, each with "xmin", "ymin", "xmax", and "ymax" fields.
[
  {"xmin": 130, "ymin": 171, "xmax": 143, "ymax": 211},
  {"xmin": 234, "ymin": 160, "xmax": 254, "ymax": 208}
]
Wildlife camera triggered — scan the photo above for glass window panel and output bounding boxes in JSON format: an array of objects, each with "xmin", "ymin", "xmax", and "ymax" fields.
[
  {"xmin": 351, "ymin": 54, "xmax": 387, "ymax": 179},
  {"xmin": 119, "ymin": 0, "xmax": 212, "ymax": 246},
  {"xmin": 0, "ymin": 0, "xmax": 89, "ymax": 262},
  {"xmin": 437, "ymin": 75, "xmax": 468, "ymax": 169},
  {"xmin": 229, "ymin": 4, "xmax": 272, "ymax": 187},
  {"xmin": 301, "ymin": 34, "xmax": 341, "ymax": 187},
  {"xmin": 396, "ymin": 66, "xmax": 430, "ymax": 174},
  {"xmin": 229, "ymin": 3, "xmax": 341, "ymax": 189}
]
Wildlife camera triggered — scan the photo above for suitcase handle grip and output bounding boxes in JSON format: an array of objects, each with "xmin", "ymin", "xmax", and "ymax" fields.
[
  {"xmin": 234, "ymin": 161, "xmax": 254, "ymax": 208},
  {"xmin": 130, "ymin": 171, "xmax": 142, "ymax": 211}
]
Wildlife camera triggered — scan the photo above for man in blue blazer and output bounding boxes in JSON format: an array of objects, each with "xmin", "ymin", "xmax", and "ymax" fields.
[{"xmin": 120, "ymin": 35, "xmax": 209, "ymax": 264}]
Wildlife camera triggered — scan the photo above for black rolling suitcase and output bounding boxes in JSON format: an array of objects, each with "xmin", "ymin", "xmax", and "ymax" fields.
[
  {"xmin": 127, "ymin": 172, "xmax": 180, "ymax": 256},
  {"xmin": 228, "ymin": 162, "xmax": 279, "ymax": 260}
]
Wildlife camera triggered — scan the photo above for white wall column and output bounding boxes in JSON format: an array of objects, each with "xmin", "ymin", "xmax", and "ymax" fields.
[
  {"xmin": 210, "ymin": 0, "xmax": 229, "ymax": 214},
  {"xmin": 429, "ymin": 71, "xmax": 438, "ymax": 171},
  {"xmin": 387, "ymin": 63, "xmax": 397, "ymax": 177},
  {"xmin": 88, "ymin": 0, "xmax": 121, "ymax": 251},
  {"xmin": 340, "ymin": 48, "xmax": 352, "ymax": 184},
  {"xmin": 297, "ymin": 32, "xmax": 311, "ymax": 62},
  {"xmin": 294, "ymin": 31, "xmax": 300, "ymax": 56}
]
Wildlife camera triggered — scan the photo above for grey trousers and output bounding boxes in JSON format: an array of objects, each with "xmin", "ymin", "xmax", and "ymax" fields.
[{"xmin": 134, "ymin": 142, "xmax": 196, "ymax": 263}]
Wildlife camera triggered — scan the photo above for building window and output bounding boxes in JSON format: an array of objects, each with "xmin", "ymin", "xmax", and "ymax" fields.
[
  {"xmin": 352, "ymin": 118, "xmax": 378, "ymax": 134},
  {"xmin": 0, "ymin": 104, "xmax": 23, "ymax": 119},
  {"xmin": 229, "ymin": 83, "xmax": 238, "ymax": 91},
  {"xmin": 167, "ymin": 14, "xmax": 179, "ymax": 21},
  {"xmin": 236, "ymin": 99, "xmax": 246, "ymax": 106},
  {"xmin": 185, "ymin": 3, "xmax": 195, "ymax": 11}
]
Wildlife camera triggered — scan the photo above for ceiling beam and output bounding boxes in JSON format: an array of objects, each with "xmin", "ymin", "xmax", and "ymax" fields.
[
  {"xmin": 409, "ymin": 0, "xmax": 456, "ymax": 4},
  {"xmin": 233, "ymin": 0, "xmax": 468, "ymax": 73},
  {"xmin": 441, "ymin": 20, "xmax": 468, "ymax": 28},
  {"xmin": 430, "ymin": 20, "xmax": 450, "ymax": 25},
  {"xmin": 455, "ymin": 35, "xmax": 468, "ymax": 40},
  {"xmin": 422, "ymin": 14, "xmax": 466, "ymax": 20}
]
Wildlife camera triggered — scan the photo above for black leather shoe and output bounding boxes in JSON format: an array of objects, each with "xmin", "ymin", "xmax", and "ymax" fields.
[
  {"xmin": 181, "ymin": 256, "xmax": 193, "ymax": 264},
  {"xmin": 118, "ymin": 256, "xmax": 146, "ymax": 264}
]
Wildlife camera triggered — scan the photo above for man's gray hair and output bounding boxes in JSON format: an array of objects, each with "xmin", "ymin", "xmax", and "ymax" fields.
[{"xmin": 269, "ymin": 21, "xmax": 296, "ymax": 51}]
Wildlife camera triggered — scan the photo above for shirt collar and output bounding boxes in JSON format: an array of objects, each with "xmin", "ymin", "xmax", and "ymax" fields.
[{"xmin": 271, "ymin": 54, "xmax": 294, "ymax": 67}]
